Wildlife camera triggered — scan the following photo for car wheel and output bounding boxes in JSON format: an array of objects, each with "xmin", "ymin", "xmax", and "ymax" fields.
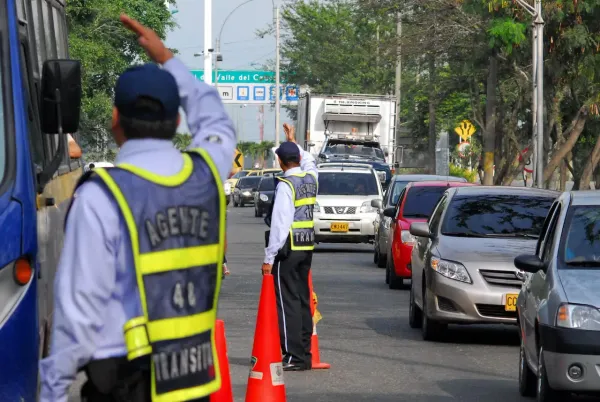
[
  {"xmin": 421, "ymin": 289, "xmax": 446, "ymax": 341},
  {"xmin": 385, "ymin": 264, "xmax": 390, "ymax": 284},
  {"xmin": 537, "ymin": 346, "xmax": 567, "ymax": 402},
  {"xmin": 519, "ymin": 336, "xmax": 536, "ymax": 397},
  {"xmin": 408, "ymin": 281, "xmax": 422, "ymax": 329},
  {"xmin": 233, "ymin": 197, "xmax": 238, "ymax": 207},
  {"xmin": 373, "ymin": 248, "xmax": 379, "ymax": 264},
  {"xmin": 387, "ymin": 254, "xmax": 403, "ymax": 290},
  {"xmin": 226, "ymin": 197, "xmax": 230, "ymax": 207},
  {"xmin": 377, "ymin": 252, "xmax": 387, "ymax": 269}
]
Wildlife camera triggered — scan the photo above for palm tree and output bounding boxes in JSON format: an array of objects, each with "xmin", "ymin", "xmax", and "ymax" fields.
[{"xmin": 257, "ymin": 141, "xmax": 275, "ymax": 167}]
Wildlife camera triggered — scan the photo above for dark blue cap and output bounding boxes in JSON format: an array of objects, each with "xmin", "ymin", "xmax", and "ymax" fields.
[
  {"xmin": 114, "ymin": 63, "xmax": 180, "ymax": 121},
  {"xmin": 275, "ymin": 141, "xmax": 300, "ymax": 161}
]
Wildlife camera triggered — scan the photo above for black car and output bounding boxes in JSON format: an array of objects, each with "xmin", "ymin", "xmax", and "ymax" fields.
[
  {"xmin": 232, "ymin": 176, "xmax": 261, "ymax": 207},
  {"xmin": 254, "ymin": 173, "xmax": 282, "ymax": 217}
]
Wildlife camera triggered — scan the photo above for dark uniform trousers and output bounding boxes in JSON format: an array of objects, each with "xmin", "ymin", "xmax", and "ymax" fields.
[
  {"xmin": 272, "ymin": 250, "xmax": 313, "ymax": 368},
  {"xmin": 81, "ymin": 356, "xmax": 210, "ymax": 402}
]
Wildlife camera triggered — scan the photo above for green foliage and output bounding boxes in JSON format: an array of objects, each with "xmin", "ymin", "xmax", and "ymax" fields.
[
  {"xmin": 67, "ymin": 0, "xmax": 176, "ymax": 152},
  {"xmin": 173, "ymin": 133, "xmax": 192, "ymax": 151},
  {"xmin": 487, "ymin": 18, "xmax": 527, "ymax": 54},
  {"xmin": 449, "ymin": 164, "xmax": 479, "ymax": 183}
]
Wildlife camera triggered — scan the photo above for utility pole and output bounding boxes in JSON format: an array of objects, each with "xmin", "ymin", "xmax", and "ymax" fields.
[
  {"xmin": 514, "ymin": 0, "xmax": 544, "ymax": 188},
  {"xmin": 215, "ymin": 38, "xmax": 220, "ymax": 89},
  {"xmin": 259, "ymin": 105, "xmax": 265, "ymax": 142},
  {"xmin": 203, "ymin": 0, "xmax": 213, "ymax": 85},
  {"xmin": 394, "ymin": 12, "xmax": 402, "ymax": 167},
  {"xmin": 535, "ymin": 0, "xmax": 544, "ymax": 188},
  {"xmin": 275, "ymin": 5, "xmax": 281, "ymax": 149}
]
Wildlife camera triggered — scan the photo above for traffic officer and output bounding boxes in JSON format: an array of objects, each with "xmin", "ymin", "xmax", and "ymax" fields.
[
  {"xmin": 262, "ymin": 124, "xmax": 318, "ymax": 371},
  {"xmin": 39, "ymin": 15, "xmax": 236, "ymax": 402}
]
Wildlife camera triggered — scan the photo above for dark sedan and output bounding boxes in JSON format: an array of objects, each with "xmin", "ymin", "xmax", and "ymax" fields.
[
  {"xmin": 254, "ymin": 173, "xmax": 282, "ymax": 217},
  {"xmin": 233, "ymin": 176, "xmax": 261, "ymax": 207}
]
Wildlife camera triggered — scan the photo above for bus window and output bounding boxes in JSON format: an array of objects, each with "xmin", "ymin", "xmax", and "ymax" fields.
[
  {"xmin": 19, "ymin": 42, "xmax": 45, "ymax": 170},
  {"xmin": 0, "ymin": 53, "xmax": 5, "ymax": 181}
]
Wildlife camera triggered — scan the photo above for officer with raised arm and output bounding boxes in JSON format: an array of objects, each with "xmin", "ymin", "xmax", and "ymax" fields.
[
  {"xmin": 262, "ymin": 123, "xmax": 318, "ymax": 371},
  {"xmin": 39, "ymin": 15, "xmax": 235, "ymax": 402}
]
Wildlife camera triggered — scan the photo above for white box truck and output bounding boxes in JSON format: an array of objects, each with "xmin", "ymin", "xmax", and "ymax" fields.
[{"xmin": 295, "ymin": 92, "xmax": 397, "ymax": 188}]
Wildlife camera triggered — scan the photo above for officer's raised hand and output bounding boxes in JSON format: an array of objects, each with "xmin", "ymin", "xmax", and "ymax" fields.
[
  {"xmin": 283, "ymin": 123, "xmax": 296, "ymax": 143},
  {"xmin": 120, "ymin": 14, "xmax": 173, "ymax": 65}
]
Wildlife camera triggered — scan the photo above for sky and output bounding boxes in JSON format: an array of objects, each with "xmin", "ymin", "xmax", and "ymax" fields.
[{"xmin": 165, "ymin": 0, "xmax": 285, "ymax": 143}]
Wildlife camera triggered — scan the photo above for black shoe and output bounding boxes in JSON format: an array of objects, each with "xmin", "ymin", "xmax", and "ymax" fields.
[{"xmin": 282, "ymin": 362, "xmax": 306, "ymax": 371}]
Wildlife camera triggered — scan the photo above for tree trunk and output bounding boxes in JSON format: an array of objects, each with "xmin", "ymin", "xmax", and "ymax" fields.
[
  {"xmin": 427, "ymin": 54, "xmax": 437, "ymax": 174},
  {"xmin": 578, "ymin": 134, "xmax": 600, "ymax": 190},
  {"xmin": 543, "ymin": 106, "xmax": 589, "ymax": 182},
  {"xmin": 482, "ymin": 54, "xmax": 498, "ymax": 185},
  {"xmin": 502, "ymin": 146, "xmax": 532, "ymax": 186}
]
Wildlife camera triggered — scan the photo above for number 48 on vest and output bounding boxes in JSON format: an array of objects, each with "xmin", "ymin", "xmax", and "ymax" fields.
[{"xmin": 173, "ymin": 282, "xmax": 197, "ymax": 309}]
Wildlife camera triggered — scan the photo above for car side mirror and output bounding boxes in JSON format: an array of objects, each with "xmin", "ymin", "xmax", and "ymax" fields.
[
  {"xmin": 40, "ymin": 60, "xmax": 82, "ymax": 134},
  {"xmin": 410, "ymin": 222, "xmax": 431, "ymax": 238},
  {"xmin": 319, "ymin": 153, "xmax": 328, "ymax": 160},
  {"xmin": 371, "ymin": 199, "xmax": 383, "ymax": 209},
  {"xmin": 383, "ymin": 207, "xmax": 396, "ymax": 219},
  {"xmin": 514, "ymin": 254, "xmax": 545, "ymax": 274}
]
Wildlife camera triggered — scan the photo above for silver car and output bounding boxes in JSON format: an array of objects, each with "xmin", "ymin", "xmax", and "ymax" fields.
[
  {"xmin": 408, "ymin": 186, "xmax": 557, "ymax": 341},
  {"xmin": 515, "ymin": 191, "xmax": 600, "ymax": 401},
  {"xmin": 371, "ymin": 175, "xmax": 467, "ymax": 268}
]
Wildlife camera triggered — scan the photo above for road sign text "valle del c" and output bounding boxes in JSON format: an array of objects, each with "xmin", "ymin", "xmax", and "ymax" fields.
[{"xmin": 191, "ymin": 70, "xmax": 281, "ymax": 84}]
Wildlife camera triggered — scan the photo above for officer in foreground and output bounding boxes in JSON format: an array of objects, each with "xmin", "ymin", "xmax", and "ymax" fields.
[
  {"xmin": 39, "ymin": 14, "xmax": 235, "ymax": 402},
  {"xmin": 262, "ymin": 124, "xmax": 318, "ymax": 371}
]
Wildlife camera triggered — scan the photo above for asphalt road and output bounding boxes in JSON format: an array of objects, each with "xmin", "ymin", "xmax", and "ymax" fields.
[{"xmin": 68, "ymin": 205, "xmax": 599, "ymax": 401}]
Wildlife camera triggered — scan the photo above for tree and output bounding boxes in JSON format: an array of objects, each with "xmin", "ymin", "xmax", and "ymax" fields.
[{"xmin": 67, "ymin": 0, "xmax": 176, "ymax": 154}]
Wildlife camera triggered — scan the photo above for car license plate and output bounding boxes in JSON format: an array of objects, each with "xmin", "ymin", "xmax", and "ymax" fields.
[
  {"xmin": 330, "ymin": 222, "xmax": 349, "ymax": 232},
  {"xmin": 505, "ymin": 294, "xmax": 518, "ymax": 312}
]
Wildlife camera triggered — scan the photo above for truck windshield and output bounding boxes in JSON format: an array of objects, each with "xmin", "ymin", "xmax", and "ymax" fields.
[
  {"xmin": 318, "ymin": 172, "xmax": 379, "ymax": 196},
  {"xmin": 324, "ymin": 143, "xmax": 384, "ymax": 160}
]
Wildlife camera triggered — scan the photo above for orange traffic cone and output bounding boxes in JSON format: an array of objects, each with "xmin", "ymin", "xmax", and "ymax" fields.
[
  {"xmin": 308, "ymin": 271, "xmax": 330, "ymax": 370},
  {"xmin": 211, "ymin": 320, "xmax": 234, "ymax": 402},
  {"xmin": 245, "ymin": 274, "xmax": 286, "ymax": 402}
]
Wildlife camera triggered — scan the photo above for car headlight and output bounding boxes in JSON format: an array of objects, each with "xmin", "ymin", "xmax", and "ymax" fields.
[
  {"xmin": 401, "ymin": 230, "xmax": 416, "ymax": 245},
  {"xmin": 556, "ymin": 303, "xmax": 600, "ymax": 331},
  {"xmin": 360, "ymin": 200, "xmax": 378, "ymax": 214},
  {"xmin": 314, "ymin": 202, "xmax": 320, "ymax": 212},
  {"xmin": 242, "ymin": 191, "xmax": 251, "ymax": 196},
  {"xmin": 260, "ymin": 194, "xmax": 269, "ymax": 202},
  {"xmin": 382, "ymin": 216, "xmax": 391, "ymax": 229},
  {"xmin": 224, "ymin": 183, "xmax": 231, "ymax": 195},
  {"xmin": 430, "ymin": 257, "xmax": 472, "ymax": 284}
]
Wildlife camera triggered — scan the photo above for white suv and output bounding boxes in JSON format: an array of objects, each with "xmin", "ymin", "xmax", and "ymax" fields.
[{"xmin": 314, "ymin": 163, "xmax": 383, "ymax": 244}]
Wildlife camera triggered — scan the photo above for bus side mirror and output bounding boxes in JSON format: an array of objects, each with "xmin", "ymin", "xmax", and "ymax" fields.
[{"xmin": 40, "ymin": 59, "xmax": 82, "ymax": 134}]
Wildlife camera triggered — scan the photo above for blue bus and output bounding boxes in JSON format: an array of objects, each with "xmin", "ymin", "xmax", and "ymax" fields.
[{"xmin": 1, "ymin": 0, "xmax": 82, "ymax": 400}]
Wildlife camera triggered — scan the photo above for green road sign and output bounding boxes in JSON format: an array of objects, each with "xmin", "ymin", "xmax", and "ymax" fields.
[{"xmin": 191, "ymin": 70, "xmax": 285, "ymax": 84}]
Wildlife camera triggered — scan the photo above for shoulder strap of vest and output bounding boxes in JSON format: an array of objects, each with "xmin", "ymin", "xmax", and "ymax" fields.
[
  {"xmin": 64, "ymin": 168, "xmax": 111, "ymax": 231},
  {"xmin": 185, "ymin": 148, "xmax": 224, "ymax": 188}
]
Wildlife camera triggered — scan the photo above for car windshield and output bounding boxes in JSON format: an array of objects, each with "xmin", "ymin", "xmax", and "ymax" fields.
[
  {"xmin": 259, "ymin": 177, "xmax": 276, "ymax": 191},
  {"xmin": 324, "ymin": 143, "xmax": 385, "ymax": 160},
  {"xmin": 233, "ymin": 171, "xmax": 249, "ymax": 179},
  {"xmin": 561, "ymin": 206, "xmax": 600, "ymax": 267},
  {"xmin": 402, "ymin": 186, "xmax": 448, "ymax": 218},
  {"xmin": 239, "ymin": 177, "xmax": 261, "ymax": 188},
  {"xmin": 390, "ymin": 181, "xmax": 409, "ymax": 206},
  {"xmin": 318, "ymin": 172, "xmax": 379, "ymax": 196},
  {"xmin": 441, "ymin": 195, "xmax": 554, "ymax": 238}
]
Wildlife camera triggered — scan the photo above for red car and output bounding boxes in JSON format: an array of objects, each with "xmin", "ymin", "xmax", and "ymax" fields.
[{"xmin": 383, "ymin": 181, "xmax": 478, "ymax": 289}]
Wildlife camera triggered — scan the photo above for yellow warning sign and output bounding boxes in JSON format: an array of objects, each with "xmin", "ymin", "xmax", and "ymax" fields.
[
  {"xmin": 232, "ymin": 149, "xmax": 244, "ymax": 170},
  {"xmin": 454, "ymin": 120, "xmax": 476, "ymax": 142}
]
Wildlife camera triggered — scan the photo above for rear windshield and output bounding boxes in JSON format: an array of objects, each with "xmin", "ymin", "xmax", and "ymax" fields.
[
  {"xmin": 239, "ymin": 177, "xmax": 261, "ymax": 188},
  {"xmin": 259, "ymin": 177, "xmax": 276, "ymax": 191},
  {"xmin": 442, "ymin": 195, "xmax": 554, "ymax": 238},
  {"xmin": 560, "ymin": 206, "xmax": 600, "ymax": 267},
  {"xmin": 323, "ymin": 142, "xmax": 385, "ymax": 160},
  {"xmin": 318, "ymin": 172, "xmax": 379, "ymax": 196},
  {"xmin": 402, "ymin": 186, "xmax": 448, "ymax": 218}
]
